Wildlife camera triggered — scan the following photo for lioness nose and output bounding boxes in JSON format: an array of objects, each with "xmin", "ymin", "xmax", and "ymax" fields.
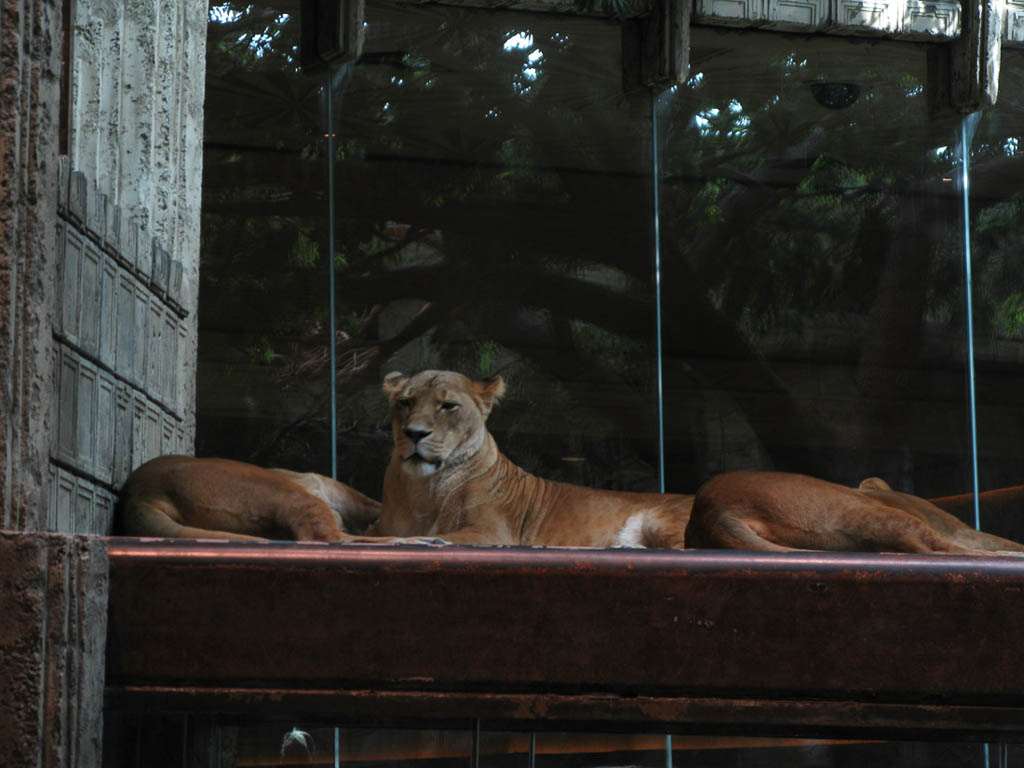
[{"xmin": 404, "ymin": 427, "xmax": 432, "ymax": 443}]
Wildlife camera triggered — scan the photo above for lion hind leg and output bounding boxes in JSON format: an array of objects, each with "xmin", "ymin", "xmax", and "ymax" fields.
[
  {"xmin": 844, "ymin": 505, "xmax": 979, "ymax": 554},
  {"xmin": 684, "ymin": 506, "xmax": 803, "ymax": 552},
  {"xmin": 119, "ymin": 500, "xmax": 268, "ymax": 542},
  {"xmin": 949, "ymin": 527, "xmax": 1024, "ymax": 554},
  {"xmin": 275, "ymin": 497, "xmax": 347, "ymax": 542}
]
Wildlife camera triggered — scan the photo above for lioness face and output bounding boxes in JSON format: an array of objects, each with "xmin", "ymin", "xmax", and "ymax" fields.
[{"xmin": 382, "ymin": 370, "xmax": 505, "ymax": 477}]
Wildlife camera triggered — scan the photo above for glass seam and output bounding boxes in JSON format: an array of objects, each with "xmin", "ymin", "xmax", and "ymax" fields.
[
  {"xmin": 328, "ymin": 66, "xmax": 338, "ymax": 481},
  {"xmin": 961, "ymin": 114, "xmax": 981, "ymax": 531},
  {"xmin": 652, "ymin": 93, "xmax": 666, "ymax": 496}
]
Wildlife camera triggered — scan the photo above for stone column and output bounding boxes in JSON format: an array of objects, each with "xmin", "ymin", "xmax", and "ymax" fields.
[
  {"xmin": 0, "ymin": 0, "xmax": 63, "ymax": 531},
  {"xmin": 0, "ymin": 532, "xmax": 109, "ymax": 767}
]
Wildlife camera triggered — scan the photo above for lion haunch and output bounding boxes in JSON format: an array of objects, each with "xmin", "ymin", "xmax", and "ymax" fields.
[
  {"xmin": 687, "ymin": 470, "xmax": 1024, "ymax": 555},
  {"xmin": 117, "ymin": 455, "xmax": 441, "ymax": 546}
]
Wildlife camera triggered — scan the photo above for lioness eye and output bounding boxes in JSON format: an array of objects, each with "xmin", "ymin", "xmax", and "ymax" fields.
[
  {"xmin": 439, "ymin": 401, "xmax": 459, "ymax": 412},
  {"xmin": 397, "ymin": 397, "xmax": 412, "ymax": 409}
]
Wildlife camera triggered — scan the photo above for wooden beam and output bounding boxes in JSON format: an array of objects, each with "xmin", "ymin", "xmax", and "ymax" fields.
[{"xmin": 106, "ymin": 540, "xmax": 1024, "ymax": 737}]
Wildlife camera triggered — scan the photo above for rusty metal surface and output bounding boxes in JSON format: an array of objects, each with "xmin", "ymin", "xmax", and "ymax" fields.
[{"xmin": 105, "ymin": 540, "xmax": 1024, "ymax": 735}]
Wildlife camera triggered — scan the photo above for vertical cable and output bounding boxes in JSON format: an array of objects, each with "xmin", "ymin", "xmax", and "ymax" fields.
[
  {"xmin": 651, "ymin": 92, "xmax": 666, "ymax": 495},
  {"xmin": 960, "ymin": 114, "xmax": 981, "ymax": 530},
  {"xmin": 962, "ymin": 106, "xmax": 1003, "ymax": 768},
  {"xmin": 329, "ymin": 78, "xmax": 341, "ymax": 768},
  {"xmin": 327, "ymin": 66, "xmax": 339, "ymax": 480},
  {"xmin": 652, "ymin": 90, "xmax": 671, "ymax": 768},
  {"xmin": 472, "ymin": 719, "xmax": 481, "ymax": 768},
  {"xmin": 529, "ymin": 733, "xmax": 536, "ymax": 768}
]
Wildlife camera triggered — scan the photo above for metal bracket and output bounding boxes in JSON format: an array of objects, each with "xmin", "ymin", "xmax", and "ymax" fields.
[
  {"xmin": 301, "ymin": 0, "xmax": 365, "ymax": 71},
  {"xmin": 622, "ymin": 0, "xmax": 690, "ymax": 94},
  {"xmin": 949, "ymin": 0, "xmax": 1003, "ymax": 111}
]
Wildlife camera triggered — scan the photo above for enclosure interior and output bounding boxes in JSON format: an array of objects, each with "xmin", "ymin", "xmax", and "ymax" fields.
[{"xmin": 116, "ymin": 0, "xmax": 1024, "ymax": 763}]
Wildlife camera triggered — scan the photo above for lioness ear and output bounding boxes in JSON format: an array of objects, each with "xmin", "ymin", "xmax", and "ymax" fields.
[
  {"xmin": 859, "ymin": 477, "xmax": 892, "ymax": 491},
  {"xmin": 474, "ymin": 376, "xmax": 506, "ymax": 417},
  {"xmin": 382, "ymin": 371, "xmax": 409, "ymax": 398}
]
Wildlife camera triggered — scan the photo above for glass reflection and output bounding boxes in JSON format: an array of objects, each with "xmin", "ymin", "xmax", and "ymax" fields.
[
  {"xmin": 655, "ymin": 30, "xmax": 973, "ymax": 503},
  {"xmin": 325, "ymin": 2, "xmax": 660, "ymax": 496},
  {"xmin": 961, "ymin": 48, "xmax": 1024, "ymax": 545},
  {"xmin": 199, "ymin": 2, "xmax": 334, "ymax": 474},
  {"xmin": 102, "ymin": 718, "xmax": 1018, "ymax": 767},
  {"xmin": 135, "ymin": 3, "xmax": 1024, "ymax": 768}
]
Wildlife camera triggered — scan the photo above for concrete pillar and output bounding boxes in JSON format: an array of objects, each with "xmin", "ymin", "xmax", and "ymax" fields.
[{"xmin": 0, "ymin": 532, "xmax": 109, "ymax": 767}]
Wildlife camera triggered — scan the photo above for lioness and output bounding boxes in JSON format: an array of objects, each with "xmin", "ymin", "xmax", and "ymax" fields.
[
  {"xmin": 687, "ymin": 471, "xmax": 1024, "ymax": 554},
  {"xmin": 117, "ymin": 454, "xmax": 433, "ymax": 543},
  {"xmin": 377, "ymin": 369, "xmax": 1024, "ymax": 555},
  {"xmin": 375, "ymin": 370, "xmax": 694, "ymax": 547}
]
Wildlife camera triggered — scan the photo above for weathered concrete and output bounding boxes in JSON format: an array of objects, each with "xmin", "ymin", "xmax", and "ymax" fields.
[
  {"xmin": 69, "ymin": 0, "xmax": 206, "ymax": 458},
  {"xmin": 0, "ymin": 0, "xmax": 63, "ymax": 531},
  {"xmin": 3, "ymin": 0, "xmax": 206, "ymax": 535},
  {"xmin": 0, "ymin": 532, "xmax": 109, "ymax": 767}
]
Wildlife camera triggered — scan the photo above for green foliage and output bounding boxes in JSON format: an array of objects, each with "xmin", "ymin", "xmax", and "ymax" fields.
[
  {"xmin": 996, "ymin": 293, "xmax": 1024, "ymax": 339},
  {"xmin": 474, "ymin": 341, "xmax": 500, "ymax": 378},
  {"xmin": 289, "ymin": 230, "xmax": 319, "ymax": 269},
  {"xmin": 199, "ymin": 1, "xmax": 1024, "ymax": 487},
  {"xmin": 246, "ymin": 336, "xmax": 277, "ymax": 366}
]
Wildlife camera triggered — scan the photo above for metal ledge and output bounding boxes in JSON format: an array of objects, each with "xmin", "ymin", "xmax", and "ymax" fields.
[{"xmin": 105, "ymin": 540, "xmax": 1024, "ymax": 736}]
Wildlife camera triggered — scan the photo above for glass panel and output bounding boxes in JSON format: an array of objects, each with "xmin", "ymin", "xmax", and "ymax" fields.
[
  {"xmin": 241, "ymin": 725, "xmax": 472, "ymax": 767},
  {"xmin": 199, "ymin": 2, "xmax": 333, "ymax": 472},
  {"xmin": 325, "ymin": 1, "xmax": 660, "ymax": 495},
  {"xmin": 655, "ymin": 30, "xmax": 973, "ymax": 501},
  {"xmin": 103, "ymin": 717, "xmax": 1024, "ymax": 767},
  {"xmin": 670, "ymin": 737, "xmax": 994, "ymax": 767},
  {"xmin": 964, "ymin": 48, "xmax": 1024, "ymax": 545}
]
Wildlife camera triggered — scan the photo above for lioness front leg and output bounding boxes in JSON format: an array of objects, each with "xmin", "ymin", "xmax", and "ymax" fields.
[
  {"xmin": 424, "ymin": 526, "xmax": 510, "ymax": 546},
  {"xmin": 285, "ymin": 499, "xmax": 446, "ymax": 545}
]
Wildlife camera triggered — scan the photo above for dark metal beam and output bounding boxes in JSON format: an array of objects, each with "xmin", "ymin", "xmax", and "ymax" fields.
[{"xmin": 950, "ymin": 0, "xmax": 1003, "ymax": 111}]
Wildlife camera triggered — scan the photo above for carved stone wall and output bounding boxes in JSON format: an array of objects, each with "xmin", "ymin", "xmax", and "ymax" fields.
[
  {"xmin": 2, "ymin": 0, "xmax": 205, "ymax": 536},
  {"xmin": 691, "ymin": 0, "xmax": 1024, "ymax": 43},
  {"xmin": 0, "ymin": 533, "xmax": 108, "ymax": 768},
  {"xmin": 49, "ymin": 158, "xmax": 191, "ymax": 534},
  {"xmin": 42, "ymin": 0, "xmax": 207, "ymax": 534},
  {"xmin": 0, "ymin": 0, "xmax": 63, "ymax": 532}
]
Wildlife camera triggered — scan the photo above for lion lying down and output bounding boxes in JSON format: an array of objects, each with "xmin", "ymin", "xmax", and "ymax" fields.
[
  {"xmin": 117, "ymin": 371, "xmax": 1024, "ymax": 555},
  {"xmin": 687, "ymin": 471, "xmax": 1024, "ymax": 554},
  {"xmin": 374, "ymin": 369, "xmax": 1024, "ymax": 555},
  {"xmin": 117, "ymin": 455, "xmax": 437, "ymax": 544}
]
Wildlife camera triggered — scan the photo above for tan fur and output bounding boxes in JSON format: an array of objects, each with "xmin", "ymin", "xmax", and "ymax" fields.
[
  {"xmin": 373, "ymin": 370, "xmax": 694, "ymax": 547},
  {"xmin": 117, "ymin": 455, "xmax": 436, "ymax": 544},
  {"xmin": 687, "ymin": 470, "xmax": 1024, "ymax": 555}
]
